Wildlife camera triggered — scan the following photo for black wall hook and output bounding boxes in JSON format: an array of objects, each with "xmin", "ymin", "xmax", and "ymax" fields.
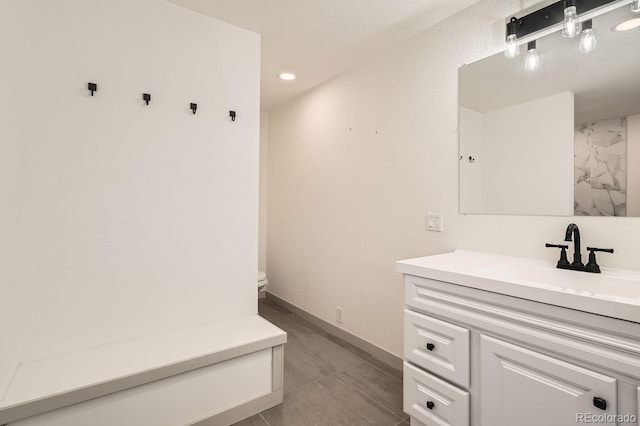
[
  {"xmin": 190, "ymin": 103, "xmax": 197, "ymax": 115},
  {"xmin": 143, "ymin": 93, "xmax": 151, "ymax": 106},
  {"xmin": 229, "ymin": 111, "xmax": 237, "ymax": 122},
  {"xmin": 88, "ymin": 82, "xmax": 97, "ymax": 96}
]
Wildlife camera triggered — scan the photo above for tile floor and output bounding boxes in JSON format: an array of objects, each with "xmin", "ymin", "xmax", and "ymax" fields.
[{"xmin": 233, "ymin": 298, "xmax": 409, "ymax": 426}]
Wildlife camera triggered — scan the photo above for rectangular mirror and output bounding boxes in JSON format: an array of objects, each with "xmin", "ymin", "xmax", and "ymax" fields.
[{"xmin": 459, "ymin": 3, "xmax": 640, "ymax": 216}]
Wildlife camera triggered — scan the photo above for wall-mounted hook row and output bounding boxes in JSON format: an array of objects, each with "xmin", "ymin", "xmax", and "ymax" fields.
[{"xmin": 87, "ymin": 82, "xmax": 237, "ymax": 121}]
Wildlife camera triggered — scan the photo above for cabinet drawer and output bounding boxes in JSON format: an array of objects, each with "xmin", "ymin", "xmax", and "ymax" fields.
[
  {"xmin": 404, "ymin": 310, "xmax": 470, "ymax": 388},
  {"xmin": 404, "ymin": 362, "xmax": 469, "ymax": 426}
]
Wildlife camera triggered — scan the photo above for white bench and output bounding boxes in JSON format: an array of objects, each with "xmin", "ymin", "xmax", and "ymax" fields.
[{"xmin": 0, "ymin": 315, "xmax": 286, "ymax": 426}]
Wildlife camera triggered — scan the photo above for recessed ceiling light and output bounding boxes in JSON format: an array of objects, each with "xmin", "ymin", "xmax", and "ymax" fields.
[
  {"xmin": 613, "ymin": 17, "xmax": 640, "ymax": 32},
  {"xmin": 278, "ymin": 73, "xmax": 296, "ymax": 81}
]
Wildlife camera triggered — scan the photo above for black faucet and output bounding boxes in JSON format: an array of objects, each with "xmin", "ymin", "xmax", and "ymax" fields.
[
  {"xmin": 564, "ymin": 223, "xmax": 583, "ymax": 267},
  {"xmin": 546, "ymin": 224, "xmax": 614, "ymax": 274}
]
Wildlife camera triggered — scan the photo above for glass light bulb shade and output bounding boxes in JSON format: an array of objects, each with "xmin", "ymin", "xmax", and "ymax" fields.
[
  {"xmin": 579, "ymin": 28, "xmax": 597, "ymax": 53},
  {"xmin": 505, "ymin": 34, "xmax": 519, "ymax": 58},
  {"xmin": 632, "ymin": 0, "xmax": 640, "ymax": 13},
  {"xmin": 525, "ymin": 48, "xmax": 540, "ymax": 72},
  {"xmin": 562, "ymin": 6, "xmax": 582, "ymax": 38}
]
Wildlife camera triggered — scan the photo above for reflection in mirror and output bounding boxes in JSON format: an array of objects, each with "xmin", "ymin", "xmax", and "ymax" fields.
[
  {"xmin": 459, "ymin": 4, "xmax": 640, "ymax": 216},
  {"xmin": 575, "ymin": 117, "xmax": 629, "ymax": 216}
]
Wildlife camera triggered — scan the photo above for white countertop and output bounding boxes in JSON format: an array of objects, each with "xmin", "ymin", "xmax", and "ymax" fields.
[{"xmin": 397, "ymin": 250, "xmax": 640, "ymax": 324}]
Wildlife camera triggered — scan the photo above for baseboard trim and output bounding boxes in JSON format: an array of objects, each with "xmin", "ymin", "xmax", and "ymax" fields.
[
  {"xmin": 188, "ymin": 389, "xmax": 282, "ymax": 426},
  {"xmin": 266, "ymin": 293, "xmax": 403, "ymax": 371}
]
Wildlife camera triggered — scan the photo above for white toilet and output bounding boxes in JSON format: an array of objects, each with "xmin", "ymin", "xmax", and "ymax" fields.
[{"xmin": 258, "ymin": 270, "xmax": 269, "ymax": 298}]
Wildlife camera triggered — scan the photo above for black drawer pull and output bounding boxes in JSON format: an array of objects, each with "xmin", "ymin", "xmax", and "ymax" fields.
[
  {"xmin": 593, "ymin": 397, "xmax": 607, "ymax": 410},
  {"xmin": 426, "ymin": 401, "xmax": 435, "ymax": 410},
  {"xmin": 426, "ymin": 343, "xmax": 435, "ymax": 351}
]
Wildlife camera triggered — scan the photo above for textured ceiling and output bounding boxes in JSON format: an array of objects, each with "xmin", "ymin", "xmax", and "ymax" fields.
[{"xmin": 166, "ymin": 0, "xmax": 481, "ymax": 110}]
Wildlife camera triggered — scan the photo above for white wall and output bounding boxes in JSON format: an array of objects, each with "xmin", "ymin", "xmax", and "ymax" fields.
[
  {"xmin": 628, "ymin": 114, "xmax": 640, "ymax": 216},
  {"xmin": 266, "ymin": 0, "xmax": 640, "ymax": 358},
  {"xmin": 0, "ymin": 0, "xmax": 260, "ymax": 393},
  {"xmin": 481, "ymin": 92, "xmax": 574, "ymax": 215},
  {"xmin": 259, "ymin": 112, "xmax": 269, "ymax": 273},
  {"xmin": 0, "ymin": 0, "xmax": 27, "ymax": 397}
]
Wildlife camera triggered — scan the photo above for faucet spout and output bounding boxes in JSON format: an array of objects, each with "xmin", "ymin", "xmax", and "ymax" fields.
[{"xmin": 564, "ymin": 223, "xmax": 583, "ymax": 266}]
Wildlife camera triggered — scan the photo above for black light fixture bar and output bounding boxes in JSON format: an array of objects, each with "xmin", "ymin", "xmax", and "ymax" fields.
[
  {"xmin": 507, "ymin": 0, "xmax": 615, "ymax": 40},
  {"xmin": 583, "ymin": 18, "xmax": 594, "ymax": 29}
]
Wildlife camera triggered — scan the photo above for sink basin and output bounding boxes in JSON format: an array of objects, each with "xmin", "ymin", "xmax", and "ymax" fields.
[{"xmin": 477, "ymin": 263, "xmax": 640, "ymax": 301}]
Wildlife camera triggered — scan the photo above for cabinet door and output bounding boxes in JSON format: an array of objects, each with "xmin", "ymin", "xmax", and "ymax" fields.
[{"xmin": 480, "ymin": 335, "xmax": 617, "ymax": 426}]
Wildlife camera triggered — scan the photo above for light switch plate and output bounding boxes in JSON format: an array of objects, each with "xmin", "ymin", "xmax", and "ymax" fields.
[{"xmin": 426, "ymin": 213, "xmax": 443, "ymax": 232}]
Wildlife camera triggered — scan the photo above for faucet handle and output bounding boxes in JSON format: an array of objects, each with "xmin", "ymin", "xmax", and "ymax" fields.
[
  {"xmin": 586, "ymin": 247, "xmax": 614, "ymax": 254},
  {"xmin": 546, "ymin": 243, "xmax": 570, "ymax": 268},
  {"xmin": 585, "ymin": 247, "xmax": 614, "ymax": 273},
  {"xmin": 546, "ymin": 243, "xmax": 569, "ymax": 249}
]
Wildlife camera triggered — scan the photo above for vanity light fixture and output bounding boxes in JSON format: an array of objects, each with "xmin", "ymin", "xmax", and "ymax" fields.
[
  {"xmin": 562, "ymin": 0, "xmax": 582, "ymax": 38},
  {"xmin": 525, "ymin": 41, "xmax": 541, "ymax": 71},
  {"xmin": 505, "ymin": 18, "xmax": 520, "ymax": 58},
  {"xmin": 505, "ymin": 0, "xmax": 616, "ymax": 44},
  {"xmin": 504, "ymin": 0, "xmax": 622, "ymax": 70},
  {"xmin": 632, "ymin": 0, "xmax": 640, "ymax": 13},
  {"xmin": 579, "ymin": 19, "xmax": 598, "ymax": 52}
]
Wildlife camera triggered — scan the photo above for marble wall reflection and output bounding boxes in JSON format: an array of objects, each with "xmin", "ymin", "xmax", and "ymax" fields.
[{"xmin": 575, "ymin": 117, "xmax": 626, "ymax": 216}]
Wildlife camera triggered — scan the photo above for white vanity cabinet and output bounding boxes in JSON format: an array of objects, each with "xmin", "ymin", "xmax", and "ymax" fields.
[{"xmin": 398, "ymin": 251, "xmax": 640, "ymax": 426}]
